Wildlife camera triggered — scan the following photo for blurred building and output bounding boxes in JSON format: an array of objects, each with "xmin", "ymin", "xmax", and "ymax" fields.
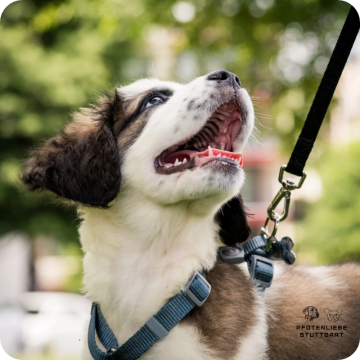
[
  {"xmin": 242, "ymin": 140, "xmax": 280, "ymax": 230},
  {"xmin": 0, "ymin": 233, "xmax": 89, "ymax": 359}
]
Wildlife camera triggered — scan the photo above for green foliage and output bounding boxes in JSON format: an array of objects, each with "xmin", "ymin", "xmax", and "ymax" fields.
[
  {"xmin": 0, "ymin": 0, "xmax": 351, "ymax": 246},
  {"xmin": 298, "ymin": 142, "xmax": 360, "ymax": 264}
]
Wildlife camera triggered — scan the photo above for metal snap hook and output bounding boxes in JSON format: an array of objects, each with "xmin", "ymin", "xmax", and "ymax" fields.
[{"xmin": 267, "ymin": 186, "xmax": 291, "ymax": 222}]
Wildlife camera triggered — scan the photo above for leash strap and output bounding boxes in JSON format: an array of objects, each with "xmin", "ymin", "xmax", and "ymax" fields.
[
  {"xmin": 286, "ymin": 6, "xmax": 360, "ymax": 177},
  {"xmin": 88, "ymin": 272, "xmax": 211, "ymax": 360},
  {"xmin": 256, "ymin": 7, "xmax": 360, "ymax": 268}
]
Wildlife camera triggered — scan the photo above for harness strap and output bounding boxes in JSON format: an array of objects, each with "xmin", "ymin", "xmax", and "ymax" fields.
[
  {"xmin": 286, "ymin": 6, "xmax": 360, "ymax": 177},
  {"xmin": 218, "ymin": 235, "xmax": 274, "ymax": 290},
  {"xmin": 88, "ymin": 272, "xmax": 211, "ymax": 360}
]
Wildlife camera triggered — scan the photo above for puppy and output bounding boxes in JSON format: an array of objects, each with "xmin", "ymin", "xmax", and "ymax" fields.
[
  {"xmin": 22, "ymin": 71, "xmax": 360, "ymax": 360},
  {"xmin": 325, "ymin": 308, "xmax": 342, "ymax": 322},
  {"xmin": 303, "ymin": 306, "xmax": 319, "ymax": 322}
]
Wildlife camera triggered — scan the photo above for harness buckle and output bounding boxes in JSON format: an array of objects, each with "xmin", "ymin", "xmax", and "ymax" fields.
[
  {"xmin": 218, "ymin": 246, "xmax": 245, "ymax": 264},
  {"xmin": 184, "ymin": 271, "xmax": 211, "ymax": 307},
  {"xmin": 249, "ymin": 255, "xmax": 274, "ymax": 289}
]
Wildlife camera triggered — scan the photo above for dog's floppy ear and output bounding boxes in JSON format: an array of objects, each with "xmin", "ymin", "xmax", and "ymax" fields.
[
  {"xmin": 303, "ymin": 307, "xmax": 309, "ymax": 316},
  {"xmin": 22, "ymin": 93, "xmax": 121, "ymax": 208},
  {"xmin": 324, "ymin": 308, "xmax": 330, "ymax": 316},
  {"xmin": 216, "ymin": 195, "xmax": 251, "ymax": 247}
]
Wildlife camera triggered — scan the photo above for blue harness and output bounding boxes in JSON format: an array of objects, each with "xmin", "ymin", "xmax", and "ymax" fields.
[{"xmin": 88, "ymin": 235, "xmax": 294, "ymax": 360}]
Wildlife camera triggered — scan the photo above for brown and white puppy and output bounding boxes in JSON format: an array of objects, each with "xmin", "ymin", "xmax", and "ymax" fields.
[{"xmin": 22, "ymin": 71, "xmax": 360, "ymax": 360}]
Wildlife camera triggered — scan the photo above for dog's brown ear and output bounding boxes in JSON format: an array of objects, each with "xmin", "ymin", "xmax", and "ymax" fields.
[
  {"xmin": 22, "ymin": 94, "xmax": 121, "ymax": 208},
  {"xmin": 216, "ymin": 195, "xmax": 251, "ymax": 247},
  {"xmin": 303, "ymin": 307, "xmax": 309, "ymax": 316},
  {"xmin": 324, "ymin": 308, "xmax": 330, "ymax": 316}
]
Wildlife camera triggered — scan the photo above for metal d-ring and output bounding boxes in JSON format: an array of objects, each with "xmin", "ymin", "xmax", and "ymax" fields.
[{"xmin": 279, "ymin": 164, "xmax": 307, "ymax": 190}]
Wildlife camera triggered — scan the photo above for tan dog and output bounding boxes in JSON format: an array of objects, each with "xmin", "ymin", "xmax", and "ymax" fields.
[{"xmin": 303, "ymin": 306, "xmax": 319, "ymax": 322}]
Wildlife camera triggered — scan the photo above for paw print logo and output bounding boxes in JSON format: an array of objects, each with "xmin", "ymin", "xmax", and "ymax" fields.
[{"xmin": 0, "ymin": 0, "xmax": 21, "ymax": 21}]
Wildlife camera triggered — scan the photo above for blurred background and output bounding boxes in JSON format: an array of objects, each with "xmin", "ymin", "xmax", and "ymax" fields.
[{"xmin": 0, "ymin": 0, "xmax": 359, "ymax": 359}]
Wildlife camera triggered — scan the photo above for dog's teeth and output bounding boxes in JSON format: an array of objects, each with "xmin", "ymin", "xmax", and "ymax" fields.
[
  {"xmin": 174, "ymin": 159, "xmax": 180, "ymax": 166},
  {"xmin": 208, "ymin": 146, "xmax": 213, "ymax": 156},
  {"xmin": 217, "ymin": 154, "xmax": 221, "ymax": 157},
  {"xmin": 183, "ymin": 158, "xmax": 187, "ymax": 164}
]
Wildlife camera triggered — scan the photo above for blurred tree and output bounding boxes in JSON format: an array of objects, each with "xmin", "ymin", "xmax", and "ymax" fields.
[
  {"xmin": 0, "ymin": 0, "xmax": 351, "ymax": 244},
  {"xmin": 298, "ymin": 142, "xmax": 360, "ymax": 264}
]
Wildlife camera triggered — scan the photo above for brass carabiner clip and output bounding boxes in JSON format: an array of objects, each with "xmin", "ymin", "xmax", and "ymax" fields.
[
  {"xmin": 267, "ymin": 186, "xmax": 291, "ymax": 222},
  {"xmin": 267, "ymin": 165, "xmax": 307, "ymax": 223},
  {"xmin": 262, "ymin": 165, "xmax": 307, "ymax": 253}
]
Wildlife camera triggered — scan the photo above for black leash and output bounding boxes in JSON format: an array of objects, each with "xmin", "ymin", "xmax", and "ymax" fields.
[
  {"xmin": 261, "ymin": 5, "xmax": 360, "ymax": 249},
  {"xmin": 286, "ymin": 6, "xmax": 360, "ymax": 177},
  {"xmin": 222, "ymin": 6, "xmax": 360, "ymax": 290}
]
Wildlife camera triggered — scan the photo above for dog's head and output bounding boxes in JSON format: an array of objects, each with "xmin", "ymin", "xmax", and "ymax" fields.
[
  {"xmin": 324, "ymin": 308, "xmax": 342, "ymax": 322},
  {"xmin": 22, "ymin": 70, "xmax": 254, "ymax": 245},
  {"xmin": 303, "ymin": 306, "xmax": 319, "ymax": 321}
]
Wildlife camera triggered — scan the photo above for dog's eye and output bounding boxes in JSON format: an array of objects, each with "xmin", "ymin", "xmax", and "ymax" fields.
[{"xmin": 146, "ymin": 96, "xmax": 164, "ymax": 108}]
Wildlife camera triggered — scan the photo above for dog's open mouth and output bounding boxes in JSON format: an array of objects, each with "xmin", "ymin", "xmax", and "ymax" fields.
[{"xmin": 155, "ymin": 101, "xmax": 243, "ymax": 174}]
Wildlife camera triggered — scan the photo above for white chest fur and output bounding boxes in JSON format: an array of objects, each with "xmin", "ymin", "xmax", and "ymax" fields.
[{"xmin": 79, "ymin": 194, "xmax": 219, "ymax": 350}]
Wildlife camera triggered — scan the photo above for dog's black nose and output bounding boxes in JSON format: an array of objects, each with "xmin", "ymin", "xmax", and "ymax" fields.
[{"xmin": 207, "ymin": 70, "xmax": 241, "ymax": 88}]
